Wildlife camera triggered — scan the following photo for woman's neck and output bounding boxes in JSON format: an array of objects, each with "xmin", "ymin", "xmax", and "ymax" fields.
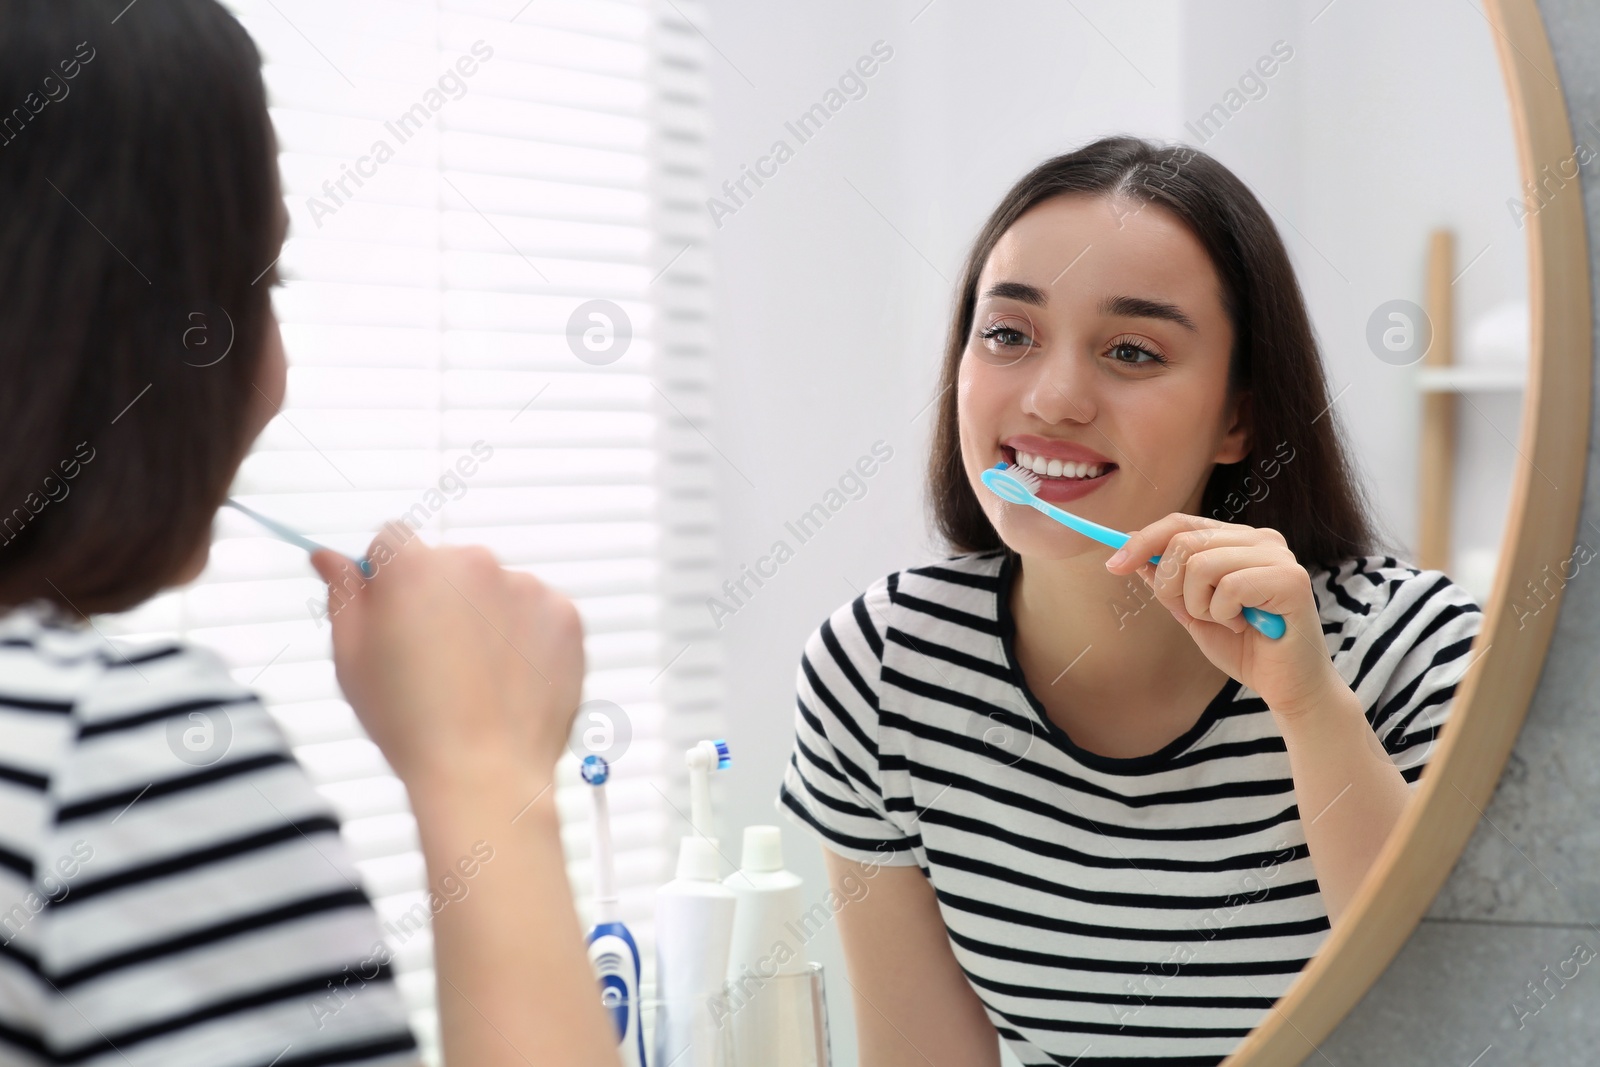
[{"xmin": 1008, "ymin": 550, "xmax": 1229, "ymax": 757}]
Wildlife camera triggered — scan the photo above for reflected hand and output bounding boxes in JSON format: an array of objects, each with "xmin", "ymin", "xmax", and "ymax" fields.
[{"xmin": 1105, "ymin": 513, "xmax": 1344, "ymax": 719}]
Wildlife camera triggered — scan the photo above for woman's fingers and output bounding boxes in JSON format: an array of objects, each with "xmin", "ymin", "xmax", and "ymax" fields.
[
  {"xmin": 309, "ymin": 546, "xmax": 361, "ymax": 594},
  {"xmin": 360, "ymin": 521, "xmax": 422, "ymax": 583},
  {"xmin": 1109, "ymin": 513, "xmax": 1232, "ymax": 573},
  {"xmin": 1139, "ymin": 540, "xmax": 1293, "ymax": 631},
  {"xmin": 1181, "ymin": 545, "xmax": 1281, "ymax": 626},
  {"xmin": 1210, "ymin": 564, "xmax": 1295, "ymax": 632},
  {"xmin": 309, "ymin": 546, "xmax": 371, "ymax": 638},
  {"xmin": 309, "ymin": 519, "xmax": 586, "ymax": 791}
]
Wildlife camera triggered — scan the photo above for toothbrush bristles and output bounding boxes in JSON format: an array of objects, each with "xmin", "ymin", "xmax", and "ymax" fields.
[
  {"xmin": 580, "ymin": 754, "xmax": 609, "ymax": 785},
  {"xmin": 713, "ymin": 738, "xmax": 731, "ymax": 769},
  {"xmin": 1001, "ymin": 462, "xmax": 1042, "ymax": 494}
]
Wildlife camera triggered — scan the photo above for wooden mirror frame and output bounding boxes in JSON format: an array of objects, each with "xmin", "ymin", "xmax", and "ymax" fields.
[{"xmin": 1224, "ymin": 0, "xmax": 1592, "ymax": 1063}]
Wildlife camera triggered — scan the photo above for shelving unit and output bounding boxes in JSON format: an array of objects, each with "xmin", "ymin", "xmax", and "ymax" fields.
[
  {"xmin": 1417, "ymin": 228, "xmax": 1526, "ymax": 577},
  {"xmin": 1415, "ymin": 365, "xmax": 1527, "ymax": 392}
]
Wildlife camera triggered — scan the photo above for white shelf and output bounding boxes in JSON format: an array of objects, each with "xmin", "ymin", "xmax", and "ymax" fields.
[{"xmin": 1416, "ymin": 364, "xmax": 1527, "ymax": 393}]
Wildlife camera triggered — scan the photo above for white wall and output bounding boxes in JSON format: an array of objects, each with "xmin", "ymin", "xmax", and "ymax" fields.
[{"xmin": 699, "ymin": 1, "xmax": 1522, "ymax": 1062}]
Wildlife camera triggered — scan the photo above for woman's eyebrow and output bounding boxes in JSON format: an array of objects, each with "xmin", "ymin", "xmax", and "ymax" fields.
[
  {"xmin": 980, "ymin": 281, "xmax": 1199, "ymax": 334},
  {"xmin": 981, "ymin": 280, "xmax": 1048, "ymax": 306},
  {"xmin": 1102, "ymin": 293, "xmax": 1199, "ymax": 333}
]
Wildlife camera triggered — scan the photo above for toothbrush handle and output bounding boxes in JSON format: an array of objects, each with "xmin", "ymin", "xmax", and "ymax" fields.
[
  {"xmin": 225, "ymin": 499, "xmax": 374, "ymax": 577},
  {"xmin": 1147, "ymin": 552, "xmax": 1287, "ymax": 640},
  {"xmin": 1031, "ymin": 498, "xmax": 1131, "ymax": 549},
  {"xmin": 1239, "ymin": 606, "xmax": 1287, "ymax": 640}
]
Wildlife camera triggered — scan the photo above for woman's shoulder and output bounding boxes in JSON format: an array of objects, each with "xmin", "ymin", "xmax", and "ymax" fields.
[
  {"xmin": 0, "ymin": 599, "xmax": 111, "ymax": 669},
  {"xmin": 894, "ymin": 549, "xmax": 1010, "ymax": 609},
  {"xmin": 1307, "ymin": 556, "xmax": 1485, "ymax": 761},
  {"xmin": 796, "ymin": 556, "xmax": 1004, "ymax": 687},
  {"xmin": 0, "ymin": 598, "xmax": 251, "ymax": 708},
  {"xmin": 1306, "ymin": 553, "xmax": 1483, "ymax": 652},
  {"xmin": 0, "ymin": 599, "xmax": 277, "ymax": 781},
  {"xmin": 0, "ymin": 607, "xmax": 418, "ymax": 1062},
  {"xmin": 808, "ymin": 550, "xmax": 1009, "ymax": 652}
]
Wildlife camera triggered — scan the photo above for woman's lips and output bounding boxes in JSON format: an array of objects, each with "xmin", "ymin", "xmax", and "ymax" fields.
[
  {"xmin": 1000, "ymin": 434, "xmax": 1117, "ymax": 467},
  {"xmin": 999, "ymin": 445, "xmax": 1117, "ymax": 505}
]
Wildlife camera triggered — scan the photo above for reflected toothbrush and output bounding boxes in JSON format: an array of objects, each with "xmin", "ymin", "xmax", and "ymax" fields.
[
  {"xmin": 686, "ymin": 739, "xmax": 731, "ymax": 845},
  {"xmin": 979, "ymin": 461, "xmax": 1287, "ymax": 639},
  {"xmin": 580, "ymin": 756, "xmax": 646, "ymax": 1067},
  {"xmin": 224, "ymin": 498, "xmax": 375, "ymax": 578}
]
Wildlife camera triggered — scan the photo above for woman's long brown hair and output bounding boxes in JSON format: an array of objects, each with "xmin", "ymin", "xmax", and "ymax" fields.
[{"xmin": 0, "ymin": 0, "xmax": 281, "ymax": 615}]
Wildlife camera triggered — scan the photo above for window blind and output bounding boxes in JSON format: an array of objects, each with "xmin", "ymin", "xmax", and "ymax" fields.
[{"xmin": 99, "ymin": 1, "xmax": 717, "ymax": 1061}]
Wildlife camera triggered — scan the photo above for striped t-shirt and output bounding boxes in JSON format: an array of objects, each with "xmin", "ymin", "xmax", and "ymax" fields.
[
  {"xmin": 0, "ymin": 600, "xmax": 419, "ymax": 1067},
  {"xmin": 778, "ymin": 550, "xmax": 1483, "ymax": 1067}
]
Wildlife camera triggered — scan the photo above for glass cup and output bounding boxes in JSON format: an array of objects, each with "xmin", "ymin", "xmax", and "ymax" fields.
[
  {"xmin": 721, "ymin": 961, "xmax": 831, "ymax": 1067},
  {"xmin": 603, "ymin": 984, "xmax": 735, "ymax": 1067},
  {"xmin": 599, "ymin": 965, "xmax": 832, "ymax": 1066}
]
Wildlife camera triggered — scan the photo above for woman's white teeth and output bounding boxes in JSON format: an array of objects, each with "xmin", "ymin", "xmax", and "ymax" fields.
[{"xmin": 1015, "ymin": 450, "xmax": 1107, "ymax": 479}]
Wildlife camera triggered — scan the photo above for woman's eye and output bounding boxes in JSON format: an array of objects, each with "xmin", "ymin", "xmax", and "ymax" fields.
[
  {"xmin": 1108, "ymin": 340, "xmax": 1167, "ymax": 366},
  {"xmin": 978, "ymin": 323, "xmax": 1033, "ymax": 350}
]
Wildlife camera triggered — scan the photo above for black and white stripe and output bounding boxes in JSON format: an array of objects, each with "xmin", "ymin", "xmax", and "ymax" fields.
[
  {"xmin": 0, "ymin": 601, "xmax": 418, "ymax": 1067},
  {"xmin": 778, "ymin": 551, "xmax": 1482, "ymax": 1066}
]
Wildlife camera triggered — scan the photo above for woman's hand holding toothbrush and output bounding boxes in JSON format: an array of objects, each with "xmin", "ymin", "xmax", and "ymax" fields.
[
  {"xmin": 312, "ymin": 523, "xmax": 582, "ymax": 795},
  {"xmin": 1103, "ymin": 513, "xmax": 1346, "ymax": 723},
  {"xmin": 311, "ymin": 526, "xmax": 621, "ymax": 1067}
]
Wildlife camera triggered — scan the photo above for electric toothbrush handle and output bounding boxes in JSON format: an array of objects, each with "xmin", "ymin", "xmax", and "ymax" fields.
[{"xmin": 1146, "ymin": 552, "xmax": 1287, "ymax": 640}]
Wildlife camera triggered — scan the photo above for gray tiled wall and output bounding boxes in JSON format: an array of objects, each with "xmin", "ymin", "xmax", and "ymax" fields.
[{"xmin": 1320, "ymin": 2, "xmax": 1600, "ymax": 1062}]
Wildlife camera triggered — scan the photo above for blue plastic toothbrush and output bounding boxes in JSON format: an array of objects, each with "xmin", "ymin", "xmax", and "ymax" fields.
[
  {"xmin": 224, "ymin": 498, "xmax": 376, "ymax": 578},
  {"xmin": 979, "ymin": 462, "xmax": 1287, "ymax": 639}
]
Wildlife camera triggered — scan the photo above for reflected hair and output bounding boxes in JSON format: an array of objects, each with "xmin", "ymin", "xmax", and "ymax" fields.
[
  {"xmin": 0, "ymin": 0, "xmax": 280, "ymax": 615},
  {"xmin": 927, "ymin": 135, "xmax": 1389, "ymax": 569}
]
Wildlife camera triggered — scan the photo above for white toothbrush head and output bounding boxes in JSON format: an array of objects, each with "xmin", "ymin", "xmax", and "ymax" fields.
[
  {"xmin": 981, "ymin": 462, "xmax": 1042, "ymax": 504},
  {"xmin": 685, "ymin": 739, "xmax": 730, "ymax": 843},
  {"xmin": 684, "ymin": 738, "xmax": 731, "ymax": 772}
]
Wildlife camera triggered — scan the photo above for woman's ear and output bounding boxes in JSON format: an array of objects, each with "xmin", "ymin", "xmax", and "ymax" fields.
[{"xmin": 1215, "ymin": 389, "xmax": 1253, "ymax": 465}]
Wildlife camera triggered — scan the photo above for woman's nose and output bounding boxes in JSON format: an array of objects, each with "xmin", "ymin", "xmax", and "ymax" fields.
[{"xmin": 1020, "ymin": 344, "xmax": 1097, "ymax": 425}]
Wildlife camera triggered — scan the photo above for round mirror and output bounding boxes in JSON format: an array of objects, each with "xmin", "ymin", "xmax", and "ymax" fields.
[{"xmin": 707, "ymin": 1, "xmax": 1589, "ymax": 1064}]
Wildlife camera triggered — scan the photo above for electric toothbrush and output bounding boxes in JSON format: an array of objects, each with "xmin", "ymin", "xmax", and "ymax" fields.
[
  {"xmin": 655, "ymin": 740, "xmax": 736, "ymax": 1067},
  {"xmin": 685, "ymin": 738, "xmax": 731, "ymax": 845},
  {"xmin": 581, "ymin": 755, "xmax": 645, "ymax": 1067}
]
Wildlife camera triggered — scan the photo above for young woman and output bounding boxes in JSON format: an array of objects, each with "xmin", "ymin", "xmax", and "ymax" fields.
[
  {"xmin": 778, "ymin": 137, "xmax": 1484, "ymax": 1067},
  {"xmin": 0, "ymin": 2, "xmax": 615, "ymax": 1064}
]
